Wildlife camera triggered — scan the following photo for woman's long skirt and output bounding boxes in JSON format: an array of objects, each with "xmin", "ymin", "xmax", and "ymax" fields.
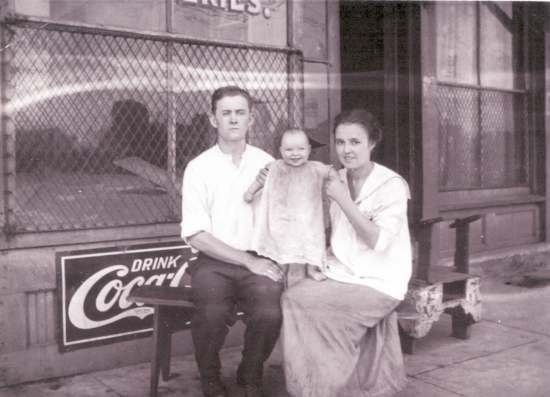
[{"xmin": 282, "ymin": 278, "xmax": 407, "ymax": 397}]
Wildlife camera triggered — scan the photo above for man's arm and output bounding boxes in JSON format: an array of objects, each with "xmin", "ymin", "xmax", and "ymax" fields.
[{"xmin": 188, "ymin": 232, "xmax": 284, "ymax": 282}]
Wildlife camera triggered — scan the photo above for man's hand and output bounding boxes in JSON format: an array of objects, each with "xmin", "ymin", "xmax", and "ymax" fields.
[
  {"xmin": 246, "ymin": 256, "xmax": 284, "ymax": 283},
  {"xmin": 306, "ymin": 264, "xmax": 327, "ymax": 281}
]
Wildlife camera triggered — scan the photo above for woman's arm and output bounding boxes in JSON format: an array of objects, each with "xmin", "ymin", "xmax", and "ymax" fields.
[{"xmin": 325, "ymin": 175, "xmax": 380, "ymax": 248}]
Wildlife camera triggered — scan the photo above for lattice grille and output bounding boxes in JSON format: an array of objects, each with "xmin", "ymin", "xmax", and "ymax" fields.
[
  {"xmin": 1, "ymin": 21, "xmax": 303, "ymax": 232},
  {"xmin": 437, "ymin": 84, "xmax": 528, "ymax": 191}
]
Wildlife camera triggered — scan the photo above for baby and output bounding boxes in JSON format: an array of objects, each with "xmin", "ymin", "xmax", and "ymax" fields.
[{"xmin": 244, "ymin": 129, "xmax": 335, "ymax": 286}]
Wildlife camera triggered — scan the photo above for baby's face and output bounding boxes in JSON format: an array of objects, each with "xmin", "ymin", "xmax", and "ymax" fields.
[{"xmin": 280, "ymin": 132, "xmax": 311, "ymax": 167}]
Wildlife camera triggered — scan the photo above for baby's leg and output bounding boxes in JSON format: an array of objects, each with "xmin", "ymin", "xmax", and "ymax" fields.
[{"xmin": 285, "ymin": 263, "xmax": 307, "ymax": 288}]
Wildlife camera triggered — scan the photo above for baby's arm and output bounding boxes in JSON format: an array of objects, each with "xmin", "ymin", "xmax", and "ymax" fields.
[
  {"xmin": 243, "ymin": 162, "xmax": 272, "ymax": 203},
  {"xmin": 244, "ymin": 179, "xmax": 264, "ymax": 203},
  {"xmin": 311, "ymin": 161, "xmax": 337, "ymax": 180}
]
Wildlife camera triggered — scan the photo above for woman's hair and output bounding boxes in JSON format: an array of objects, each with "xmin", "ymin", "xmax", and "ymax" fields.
[{"xmin": 333, "ymin": 109, "xmax": 383, "ymax": 146}]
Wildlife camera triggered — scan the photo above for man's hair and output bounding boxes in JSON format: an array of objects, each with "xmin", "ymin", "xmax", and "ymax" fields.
[
  {"xmin": 333, "ymin": 109, "xmax": 383, "ymax": 146},
  {"xmin": 211, "ymin": 85, "xmax": 253, "ymax": 113}
]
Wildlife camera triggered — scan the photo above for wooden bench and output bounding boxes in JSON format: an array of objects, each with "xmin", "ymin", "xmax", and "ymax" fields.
[
  {"xmin": 129, "ymin": 215, "xmax": 483, "ymax": 395},
  {"xmin": 127, "ymin": 285, "xmax": 196, "ymax": 397},
  {"xmin": 128, "ymin": 285, "xmax": 246, "ymax": 397},
  {"xmin": 397, "ymin": 215, "xmax": 482, "ymax": 354}
]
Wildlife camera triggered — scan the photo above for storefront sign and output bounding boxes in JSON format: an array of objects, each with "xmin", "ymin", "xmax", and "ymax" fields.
[
  {"xmin": 176, "ymin": 0, "xmax": 267, "ymax": 18},
  {"xmin": 56, "ymin": 243, "xmax": 194, "ymax": 352},
  {"xmin": 172, "ymin": 0, "xmax": 287, "ymax": 47}
]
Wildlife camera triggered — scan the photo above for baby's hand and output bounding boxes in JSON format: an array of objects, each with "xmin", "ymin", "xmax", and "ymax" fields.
[
  {"xmin": 327, "ymin": 166, "xmax": 339, "ymax": 181},
  {"xmin": 243, "ymin": 191, "xmax": 255, "ymax": 203},
  {"xmin": 256, "ymin": 165, "xmax": 270, "ymax": 185},
  {"xmin": 325, "ymin": 173, "xmax": 349, "ymax": 204},
  {"xmin": 306, "ymin": 264, "xmax": 327, "ymax": 282}
]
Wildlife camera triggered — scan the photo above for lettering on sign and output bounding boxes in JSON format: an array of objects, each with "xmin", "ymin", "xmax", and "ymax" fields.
[
  {"xmin": 175, "ymin": 0, "xmax": 273, "ymax": 19},
  {"xmin": 56, "ymin": 243, "xmax": 194, "ymax": 351}
]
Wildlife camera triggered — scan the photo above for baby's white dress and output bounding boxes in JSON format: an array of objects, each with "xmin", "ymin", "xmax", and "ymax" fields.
[{"xmin": 251, "ymin": 159, "xmax": 327, "ymax": 267}]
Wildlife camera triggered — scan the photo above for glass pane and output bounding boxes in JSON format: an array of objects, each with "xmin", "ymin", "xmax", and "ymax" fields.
[
  {"xmin": 438, "ymin": 86, "xmax": 481, "ymax": 190},
  {"xmin": 6, "ymin": 23, "xmax": 300, "ymax": 232},
  {"xmin": 438, "ymin": 85, "xmax": 528, "ymax": 191},
  {"xmin": 48, "ymin": 0, "xmax": 167, "ymax": 32},
  {"xmin": 480, "ymin": 91, "xmax": 527, "ymax": 187},
  {"xmin": 436, "ymin": 2, "xmax": 477, "ymax": 84},
  {"xmin": 480, "ymin": 2, "xmax": 516, "ymax": 89}
]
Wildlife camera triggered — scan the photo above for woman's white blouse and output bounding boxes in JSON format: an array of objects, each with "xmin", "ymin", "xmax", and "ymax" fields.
[{"xmin": 324, "ymin": 163, "xmax": 412, "ymax": 300}]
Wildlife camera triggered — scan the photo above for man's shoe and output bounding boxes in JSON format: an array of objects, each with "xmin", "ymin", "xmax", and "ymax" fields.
[
  {"xmin": 201, "ymin": 378, "xmax": 227, "ymax": 397},
  {"xmin": 242, "ymin": 384, "xmax": 264, "ymax": 397}
]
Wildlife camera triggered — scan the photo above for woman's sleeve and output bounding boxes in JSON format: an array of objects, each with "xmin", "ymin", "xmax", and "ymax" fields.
[
  {"xmin": 180, "ymin": 164, "xmax": 211, "ymax": 241},
  {"xmin": 370, "ymin": 177, "xmax": 410, "ymax": 252}
]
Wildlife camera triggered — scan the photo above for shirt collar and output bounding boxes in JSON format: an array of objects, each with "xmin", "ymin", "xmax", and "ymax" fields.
[
  {"xmin": 213, "ymin": 143, "xmax": 249, "ymax": 164},
  {"xmin": 341, "ymin": 163, "xmax": 403, "ymax": 203}
]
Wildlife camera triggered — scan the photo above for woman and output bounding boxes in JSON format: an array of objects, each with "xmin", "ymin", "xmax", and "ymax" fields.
[{"xmin": 282, "ymin": 109, "xmax": 411, "ymax": 397}]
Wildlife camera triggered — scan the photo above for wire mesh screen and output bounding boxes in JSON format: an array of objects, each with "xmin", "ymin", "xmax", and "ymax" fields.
[
  {"xmin": 437, "ymin": 83, "xmax": 528, "ymax": 191},
  {"xmin": 2, "ymin": 21, "xmax": 303, "ymax": 233}
]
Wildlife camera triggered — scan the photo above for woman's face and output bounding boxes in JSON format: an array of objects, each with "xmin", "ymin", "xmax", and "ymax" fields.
[{"xmin": 334, "ymin": 122, "xmax": 375, "ymax": 170}]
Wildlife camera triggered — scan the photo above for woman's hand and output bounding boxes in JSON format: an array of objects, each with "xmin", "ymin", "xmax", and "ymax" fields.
[
  {"xmin": 325, "ymin": 172, "xmax": 351, "ymax": 206},
  {"xmin": 306, "ymin": 264, "xmax": 327, "ymax": 281}
]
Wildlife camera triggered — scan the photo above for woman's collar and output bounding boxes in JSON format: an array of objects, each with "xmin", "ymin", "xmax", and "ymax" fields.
[{"xmin": 341, "ymin": 163, "xmax": 383, "ymax": 203}]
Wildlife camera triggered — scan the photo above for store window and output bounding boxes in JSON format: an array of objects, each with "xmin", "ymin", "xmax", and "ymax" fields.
[
  {"xmin": 2, "ymin": 20, "xmax": 302, "ymax": 234},
  {"xmin": 436, "ymin": 2, "xmax": 528, "ymax": 191}
]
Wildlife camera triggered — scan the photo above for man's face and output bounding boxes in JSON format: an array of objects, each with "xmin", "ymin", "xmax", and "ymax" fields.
[{"xmin": 209, "ymin": 95, "xmax": 253, "ymax": 144}]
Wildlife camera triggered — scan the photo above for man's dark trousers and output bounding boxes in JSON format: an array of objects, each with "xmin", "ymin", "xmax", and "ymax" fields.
[{"xmin": 189, "ymin": 253, "xmax": 284, "ymax": 388}]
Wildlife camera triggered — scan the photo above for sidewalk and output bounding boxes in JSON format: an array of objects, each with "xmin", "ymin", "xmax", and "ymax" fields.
[{"xmin": 2, "ymin": 276, "xmax": 550, "ymax": 397}]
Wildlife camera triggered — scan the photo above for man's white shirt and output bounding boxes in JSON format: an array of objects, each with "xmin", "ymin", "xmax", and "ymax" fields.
[{"xmin": 181, "ymin": 144, "xmax": 273, "ymax": 251}]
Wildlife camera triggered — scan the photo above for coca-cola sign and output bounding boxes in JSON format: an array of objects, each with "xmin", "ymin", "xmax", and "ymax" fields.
[{"xmin": 56, "ymin": 242, "xmax": 194, "ymax": 352}]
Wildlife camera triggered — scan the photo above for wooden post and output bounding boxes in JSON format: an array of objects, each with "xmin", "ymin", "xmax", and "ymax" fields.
[
  {"xmin": 415, "ymin": 217, "xmax": 443, "ymax": 282},
  {"xmin": 450, "ymin": 215, "xmax": 481, "ymax": 274},
  {"xmin": 420, "ymin": 3, "xmax": 441, "ymax": 265}
]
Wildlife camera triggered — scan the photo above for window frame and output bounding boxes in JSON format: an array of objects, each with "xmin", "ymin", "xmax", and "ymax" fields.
[{"xmin": 435, "ymin": 2, "xmax": 535, "ymax": 206}]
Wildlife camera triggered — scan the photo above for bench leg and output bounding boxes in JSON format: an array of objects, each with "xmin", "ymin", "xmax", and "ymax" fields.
[
  {"xmin": 161, "ymin": 322, "xmax": 172, "ymax": 381},
  {"xmin": 451, "ymin": 311, "xmax": 473, "ymax": 340},
  {"xmin": 398, "ymin": 323, "xmax": 416, "ymax": 355},
  {"xmin": 150, "ymin": 305, "xmax": 169, "ymax": 397},
  {"xmin": 448, "ymin": 280, "xmax": 481, "ymax": 340}
]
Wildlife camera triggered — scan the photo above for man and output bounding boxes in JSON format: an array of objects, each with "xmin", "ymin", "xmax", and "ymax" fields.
[{"xmin": 181, "ymin": 86, "xmax": 284, "ymax": 397}]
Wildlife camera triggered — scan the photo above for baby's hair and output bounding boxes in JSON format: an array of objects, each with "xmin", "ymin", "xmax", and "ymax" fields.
[
  {"xmin": 275, "ymin": 128, "xmax": 311, "ymax": 150},
  {"xmin": 282, "ymin": 128, "xmax": 309, "ymax": 142}
]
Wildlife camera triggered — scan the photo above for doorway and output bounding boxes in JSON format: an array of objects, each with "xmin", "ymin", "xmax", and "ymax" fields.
[{"xmin": 340, "ymin": 1, "xmax": 421, "ymax": 218}]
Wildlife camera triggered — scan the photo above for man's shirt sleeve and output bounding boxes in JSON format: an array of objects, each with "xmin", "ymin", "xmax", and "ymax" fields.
[{"xmin": 180, "ymin": 163, "xmax": 211, "ymax": 241}]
